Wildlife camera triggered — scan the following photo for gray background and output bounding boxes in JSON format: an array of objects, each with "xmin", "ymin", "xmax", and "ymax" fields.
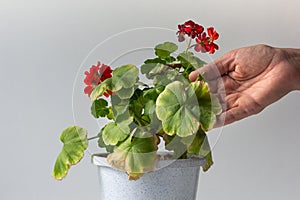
[{"xmin": 1, "ymin": 0, "xmax": 299, "ymax": 199}]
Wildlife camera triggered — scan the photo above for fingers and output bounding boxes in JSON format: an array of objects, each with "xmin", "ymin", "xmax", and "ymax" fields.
[
  {"xmin": 213, "ymin": 95, "xmax": 264, "ymax": 128},
  {"xmin": 213, "ymin": 103, "xmax": 248, "ymax": 127},
  {"xmin": 189, "ymin": 52, "xmax": 235, "ymax": 82},
  {"xmin": 189, "ymin": 61, "xmax": 223, "ymax": 81}
]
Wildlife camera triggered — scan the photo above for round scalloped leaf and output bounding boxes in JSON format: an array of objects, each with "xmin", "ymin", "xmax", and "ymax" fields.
[
  {"xmin": 154, "ymin": 42, "xmax": 178, "ymax": 59},
  {"xmin": 101, "ymin": 117, "xmax": 132, "ymax": 145},
  {"xmin": 91, "ymin": 98, "xmax": 109, "ymax": 118},
  {"xmin": 52, "ymin": 126, "xmax": 88, "ymax": 180},
  {"xmin": 156, "ymin": 81, "xmax": 200, "ymax": 137},
  {"xmin": 107, "ymin": 135, "xmax": 158, "ymax": 180},
  {"xmin": 112, "ymin": 64, "xmax": 138, "ymax": 91}
]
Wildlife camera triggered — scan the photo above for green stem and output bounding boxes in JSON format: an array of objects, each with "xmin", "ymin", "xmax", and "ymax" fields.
[
  {"xmin": 88, "ymin": 135, "xmax": 99, "ymax": 141},
  {"xmin": 189, "ymin": 44, "xmax": 196, "ymax": 49},
  {"xmin": 185, "ymin": 37, "xmax": 192, "ymax": 53}
]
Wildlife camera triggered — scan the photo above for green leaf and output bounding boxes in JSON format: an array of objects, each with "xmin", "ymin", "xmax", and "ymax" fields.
[
  {"xmin": 101, "ymin": 120, "xmax": 132, "ymax": 146},
  {"xmin": 144, "ymin": 100, "xmax": 155, "ymax": 116},
  {"xmin": 107, "ymin": 135, "xmax": 158, "ymax": 180},
  {"xmin": 186, "ymin": 130, "xmax": 214, "ymax": 172},
  {"xmin": 156, "ymin": 81, "xmax": 200, "ymax": 137},
  {"xmin": 107, "ymin": 107, "xmax": 114, "ymax": 120},
  {"xmin": 181, "ymin": 129, "xmax": 207, "ymax": 155},
  {"xmin": 155, "ymin": 42, "xmax": 178, "ymax": 59},
  {"xmin": 143, "ymin": 86, "xmax": 164, "ymax": 100},
  {"xmin": 91, "ymin": 98, "xmax": 109, "ymax": 118},
  {"xmin": 144, "ymin": 57, "xmax": 166, "ymax": 65},
  {"xmin": 98, "ymin": 131, "xmax": 114, "ymax": 153},
  {"xmin": 141, "ymin": 63, "xmax": 185, "ymax": 87},
  {"xmin": 128, "ymin": 89, "xmax": 146, "ymax": 124},
  {"xmin": 111, "ymin": 95, "xmax": 130, "ymax": 117},
  {"xmin": 141, "ymin": 63, "xmax": 168, "ymax": 79},
  {"xmin": 116, "ymin": 87, "xmax": 135, "ymax": 99},
  {"xmin": 177, "ymin": 52, "xmax": 206, "ymax": 76},
  {"xmin": 112, "ymin": 64, "xmax": 139, "ymax": 91},
  {"xmin": 202, "ymin": 151, "xmax": 214, "ymax": 172},
  {"xmin": 191, "ymin": 82, "xmax": 222, "ymax": 130},
  {"xmin": 163, "ymin": 134, "xmax": 188, "ymax": 159},
  {"xmin": 52, "ymin": 126, "xmax": 88, "ymax": 180},
  {"xmin": 152, "ymin": 69, "xmax": 182, "ymax": 86},
  {"xmin": 90, "ymin": 78, "xmax": 112, "ymax": 101}
]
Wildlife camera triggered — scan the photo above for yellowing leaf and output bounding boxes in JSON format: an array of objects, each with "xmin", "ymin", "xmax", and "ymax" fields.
[
  {"xmin": 52, "ymin": 126, "xmax": 88, "ymax": 180},
  {"xmin": 107, "ymin": 135, "xmax": 158, "ymax": 180}
]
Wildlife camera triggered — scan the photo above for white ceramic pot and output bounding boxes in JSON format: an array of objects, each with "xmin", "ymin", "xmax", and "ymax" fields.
[{"xmin": 92, "ymin": 153, "xmax": 206, "ymax": 200}]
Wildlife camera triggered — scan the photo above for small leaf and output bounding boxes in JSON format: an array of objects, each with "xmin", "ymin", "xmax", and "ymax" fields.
[
  {"xmin": 152, "ymin": 69, "xmax": 183, "ymax": 86},
  {"xmin": 98, "ymin": 131, "xmax": 114, "ymax": 153},
  {"xmin": 91, "ymin": 98, "xmax": 109, "ymax": 118},
  {"xmin": 90, "ymin": 78, "xmax": 112, "ymax": 101},
  {"xmin": 155, "ymin": 42, "xmax": 178, "ymax": 59},
  {"xmin": 163, "ymin": 134, "xmax": 188, "ymax": 159},
  {"xmin": 112, "ymin": 64, "xmax": 138, "ymax": 91},
  {"xmin": 202, "ymin": 151, "xmax": 214, "ymax": 172},
  {"xmin": 143, "ymin": 86, "xmax": 164, "ymax": 100},
  {"xmin": 144, "ymin": 57, "xmax": 166, "ymax": 64},
  {"xmin": 52, "ymin": 126, "xmax": 88, "ymax": 180},
  {"xmin": 129, "ymin": 89, "xmax": 146, "ymax": 124},
  {"xmin": 111, "ymin": 95, "xmax": 130, "ymax": 117},
  {"xmin": 101, "ymin": 121, "xmax": 131, "ymax": 146},
  {"xmin": 177, "ymin": 52, "xmax": 206, "ymax": 76},
  {"xmin": 107, "ymin": 135, "xmax": 158, "ymax": 180},
  {"xmin": 106, "ymin": 107, "xmax": 114, "ymax": 120},
  {"xmin": 141, "ymin": 63, "xmax": 168, "ymax": 79}
]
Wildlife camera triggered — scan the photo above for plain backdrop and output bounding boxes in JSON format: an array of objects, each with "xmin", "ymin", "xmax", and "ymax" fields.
[{"xmin": 0, "ymin": 0, "xmax": 299, "ymax": 199}]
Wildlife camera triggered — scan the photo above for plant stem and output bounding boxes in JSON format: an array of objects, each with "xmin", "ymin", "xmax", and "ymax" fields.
[
  {"xmin": 189, "ymin": 44, "xmax": 196, "ymax": 49},
  {"xmin": 185, "ymin": 37, "xmax": 192, "ymax": 53},
  {"xmin": 88, "ymin": 135, "xmax": 99, "ymax": 141}
]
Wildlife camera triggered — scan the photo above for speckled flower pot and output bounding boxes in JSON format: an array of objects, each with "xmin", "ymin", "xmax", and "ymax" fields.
[{"xmin": 92, "ymin": 153, "xmax": 206, "ymax": 200}]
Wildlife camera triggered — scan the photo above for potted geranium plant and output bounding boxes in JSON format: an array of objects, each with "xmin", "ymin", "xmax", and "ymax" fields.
[{"xmin": 52, "ymin": 20, "xmax": 221, "ymax": 200}]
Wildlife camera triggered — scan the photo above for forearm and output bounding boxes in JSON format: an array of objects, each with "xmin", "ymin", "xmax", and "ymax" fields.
[{"xmin": 281, "ymin": 48, "xmax": 300, "ymax": 90}]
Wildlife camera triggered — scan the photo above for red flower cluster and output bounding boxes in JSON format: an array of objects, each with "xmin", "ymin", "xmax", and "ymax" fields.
[
  {"xmin": 177, "ymin": 20, "xmax": 204, "ymax": 41},
  {"xmin": 84, "ymin": 61, "xmax": 113, "ymax": 97},
  {"xmin": 177, "ymin": 20, "xmax": 219, "ymax": 54},
  {"xmin": 195, "ymin": 27, "xmax": 219, "ymax": 54}
]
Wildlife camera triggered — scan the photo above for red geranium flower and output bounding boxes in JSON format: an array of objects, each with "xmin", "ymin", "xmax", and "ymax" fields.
[
  {"xmin": 206, "ymin": 27, "xmax": 219, "ymax": 54},
  {"xmin": 83, "ymin": 61, "xmax": 113, "ymax": 97},
  {"xmin": 177, "ymin": 20, "xmax": 204, "ymax": 42},
  {"xmin": 177, "ymin": 24, "xmax": 186, "ymax": 42},
  {"xmin": 207, "ymin": 27, "xmax": 219, "ymax": 41},
  {"xmin": 194, "ymin": 27, "xmax": 219, "ymax": 54},
  {"xmin": 208, "ymin": 42, "xmax": 219, "ymax": 54},
  {"xmin": 195, "ymin": 32, "xmax": 210, "ymax": 53}
]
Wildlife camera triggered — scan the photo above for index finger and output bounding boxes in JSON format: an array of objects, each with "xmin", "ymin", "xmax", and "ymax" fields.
[{"xmin": 189, "ymin": 52, "xmax": 235, "ymax": 81}]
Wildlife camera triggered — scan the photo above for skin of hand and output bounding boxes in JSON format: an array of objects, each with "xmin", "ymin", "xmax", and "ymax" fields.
[{"xmin": 189, "ymin": 44, "xmax": 300, "ymax": 127}]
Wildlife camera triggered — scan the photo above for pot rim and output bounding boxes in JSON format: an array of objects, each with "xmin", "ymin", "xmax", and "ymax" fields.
[{"xmin": 92, "ymin": 151, "xmax": 206, "ymax": 169}]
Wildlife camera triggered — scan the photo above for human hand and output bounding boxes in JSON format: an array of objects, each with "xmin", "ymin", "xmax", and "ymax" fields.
[{"xmin": 189, "ymin": 44, "xmax": 300, "ymax": 126}]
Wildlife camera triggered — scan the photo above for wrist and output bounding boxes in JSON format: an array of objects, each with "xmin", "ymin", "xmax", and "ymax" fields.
[{"xmin": 281, "ymin": 48, "xmax": 300, "ymax": 90}]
